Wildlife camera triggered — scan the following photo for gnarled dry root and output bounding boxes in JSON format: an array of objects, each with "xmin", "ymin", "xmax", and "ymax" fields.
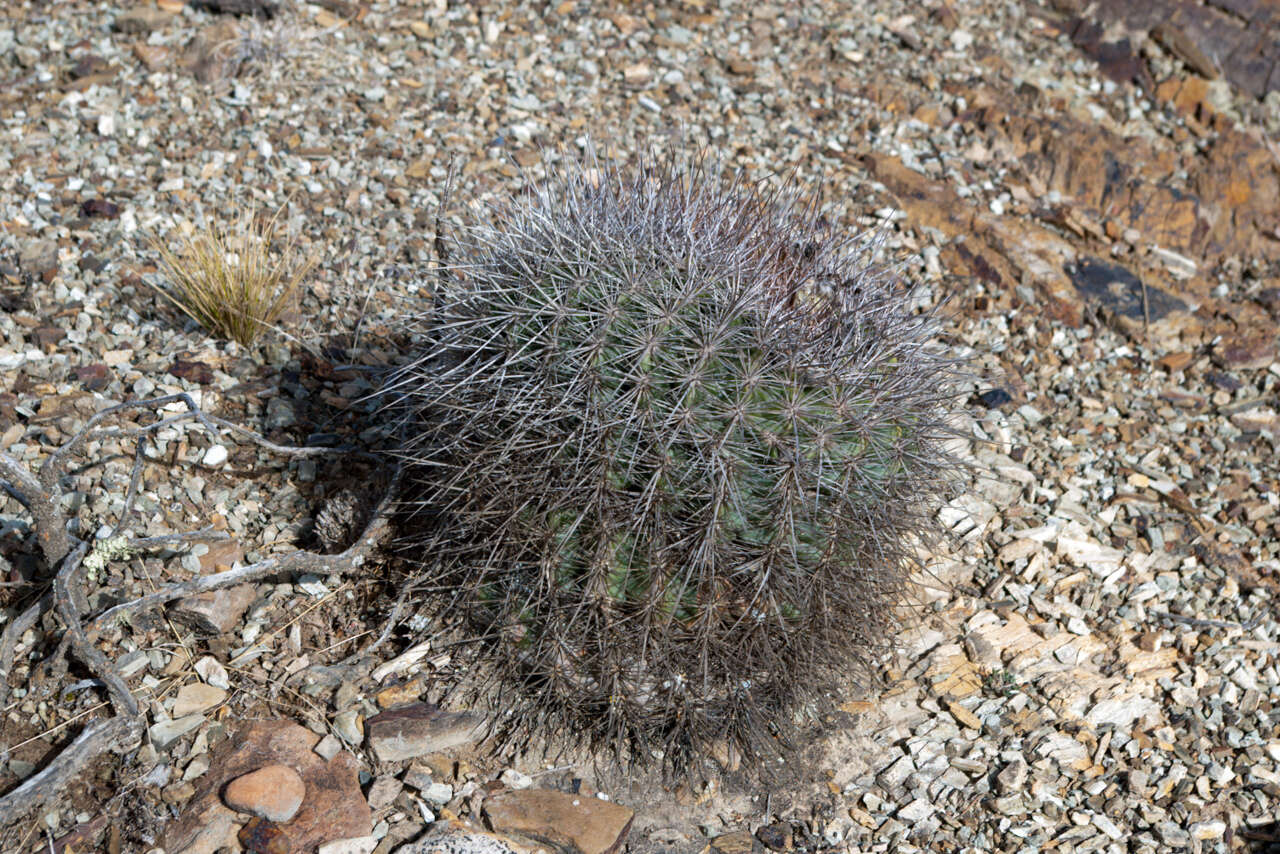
[{"xmin": 0, "ymin": 394, "xmax": 396, "ymax": 829}]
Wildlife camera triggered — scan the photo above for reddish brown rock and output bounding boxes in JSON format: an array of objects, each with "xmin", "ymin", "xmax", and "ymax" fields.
[
  {"xmin": 132, "ymin": 43, "xmax": 171, "ymax": 72},
  {"xmin": 224, "ymin": 764, "xmax": 306, "ymax": 822},
  {"xmin": 969, "ymin": 94, "xmax": 1208, "ymax": 258},
  {"xmin": 483, "ymin": 789, "xmax": 634, "ymax": 854},
  {"xmin": 161, "ymin": 719, "xmax": 371, "ymax": 854},
  {"xmin": 1214, "ymin": 333, "xmax": 1277, "ymax": 369},
  {"xmin": 73, "ymin": 363, "xmax": 110, "ymax": 391},
  {"xmin": 1021, "ymin": 3, "xmax": 1280, "ymax": 264},
  {"xmin": 33, "ymin": 326, "xmax": 65, "ymax": 349},
  {"xmin": 1050, "ymin": 0, "xmax": 1280, "ymax": 99},
  {"xmin": 861, "ymin": 152, "xmax": 1084, "ymax": 326},
  {"xmin": 1157, "ymin": 351, "xmax": 1195, "ymax": 372},
  {"xmin": 1155, "ymin": 75, "xmax": 1217, "ymax": 125},
  {"xmin": 238, "ymin": 817, "xmax": 291, "ymax": 854},
  {"xmin": 169, "ymin": 358, "xmax": 216, "ymax": 384},
  {"xmin": 942, "ymin": 78, "xmax": 1280, "ymax": 265},
  {"xmin": 170, "ymin": 580, "xmax": 253, "ymax": 634},
  {"xmin": 1195, "ymin": 131, "xmax": 1280, "ymax": 261},
  {"xmin": 197, "ymin": 538, "xmax": 245, "ymax": 573}
]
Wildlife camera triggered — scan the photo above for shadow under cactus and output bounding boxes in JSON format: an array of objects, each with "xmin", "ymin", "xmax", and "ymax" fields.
[{"xmin": 382, "ymin": 146, "xmax": 971, "ymax": 774}]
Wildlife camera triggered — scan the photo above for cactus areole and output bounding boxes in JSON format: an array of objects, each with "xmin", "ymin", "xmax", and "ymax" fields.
[{"xmin": 386, "ymin": 148, "xmax": 967, "ymax": 772}]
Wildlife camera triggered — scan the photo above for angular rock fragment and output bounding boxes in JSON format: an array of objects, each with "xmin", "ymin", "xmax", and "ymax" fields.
[
  {"xmin": 162, "ymin": 719, "xmax": 370, "ymax": 854},
  {"xmin": 224, "ymin": 764, "xmax": 306, "ymax": 822},
  {"xmin": 150, "ymin": 713, "xmax": 206, "ymax": 750},
  {"xmin": 996, "ymin": 759, "xmax": 1027, "ymax": 794},
  {"xmin": 482, "ymin": 789, "xmax": 634, "ymax": 854},
  {"xmin": 172, "ymin": 682, "xmax": 228, "ymax": 717},
  {"xmin": 170, "ymin": 582, "xmax": 255, "ymax": 634},
  {"xmin": 365, "ymin": 703, "xmax": 488, "ymax": 762}
]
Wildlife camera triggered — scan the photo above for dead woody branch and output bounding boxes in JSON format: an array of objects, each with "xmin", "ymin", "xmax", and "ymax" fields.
[{"xmin": 0, "ymin": 394, "xmax": 396, "ymax": 829}]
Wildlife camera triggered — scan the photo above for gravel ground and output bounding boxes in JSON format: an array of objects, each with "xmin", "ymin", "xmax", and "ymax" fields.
[{"xmin": 2, "ymin": 0, "xmax": 1279, "ymax": 851}]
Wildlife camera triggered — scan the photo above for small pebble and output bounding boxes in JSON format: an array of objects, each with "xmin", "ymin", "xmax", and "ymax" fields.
[
  {"xmin": 499, "ymin": 768, "xmax": 533, "ymax": 790},
  {"xmin": 223, "ymin": 764, "xmax": 306, "ymax": 822},
  {"xmin": 317, "ymin": 837, "xmax": 378, "ymax": 854},
  {"xmin": 366, "ymin": 775, "xmax": 403, "ymax": 810},
  {"xmin": 314, "ymin": 733, "xmax": 343, "ymax": 761},
  {"xmin": 422, "ymin": 782, "xmax": 453, "ymax": 806},
  {"xmin": 333, "ymin": 709, "xmax": 364, "ymax": 745}
]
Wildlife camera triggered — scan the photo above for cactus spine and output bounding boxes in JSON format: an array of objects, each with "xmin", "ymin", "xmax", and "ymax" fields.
[{"xmin": 386, "ymin": 148, "xmax": 966, "ymax": 771}]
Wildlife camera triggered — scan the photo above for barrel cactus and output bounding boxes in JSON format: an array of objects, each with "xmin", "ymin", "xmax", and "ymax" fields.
[{"xmin": 386, "ymin": 148, "xmax": 966, "ymax": 771}]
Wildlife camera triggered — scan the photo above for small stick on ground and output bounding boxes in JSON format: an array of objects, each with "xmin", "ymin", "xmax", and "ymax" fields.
[
  {"xmin": 90, "ymin": 473, "xmax": 396, "ymax": 634},
  {"xmin": 0, "ymin": 594, "xmax": 52, "ymax": 706},
  {"xmin": 0, "ymin": 451, "xmax": 72, "ymax": 566},
  {"xmin": 0, "ymin": 395, "xmax": 397, "ymax": 830},
  {"xmin": 0, "ymin": 716, "xmax": 141, "ymax": 829}
]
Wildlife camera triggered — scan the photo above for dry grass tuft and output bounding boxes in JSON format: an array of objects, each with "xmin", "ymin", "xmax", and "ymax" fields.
[{"xmin": 151, "ymin": 206, "xmax": 318, "ymax": 347}]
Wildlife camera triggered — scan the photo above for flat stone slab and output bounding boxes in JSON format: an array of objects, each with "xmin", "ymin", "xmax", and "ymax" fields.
[
  {"xmin": 483, "ymin": 789, "xmax": 634, "ymax": 854},
  {"xmin": 365, "ymin": 702, "xmax": 488, "ymax": 762}
]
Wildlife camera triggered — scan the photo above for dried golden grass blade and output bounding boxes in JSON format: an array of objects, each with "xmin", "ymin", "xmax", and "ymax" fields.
[{"xmin": 149, "ymin": 204, "xmax": 319, "ymax": 346}]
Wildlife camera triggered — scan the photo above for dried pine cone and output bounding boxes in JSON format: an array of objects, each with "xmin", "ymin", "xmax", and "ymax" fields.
[{"xmin": 313, "ymin": 489, "xmax": 370, "ymax": 553}]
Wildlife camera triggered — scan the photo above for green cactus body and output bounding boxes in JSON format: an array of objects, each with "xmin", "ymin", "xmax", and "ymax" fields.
[{"xmin": 388, "ymin": 148, "xmax": 966, "ymax": 772}]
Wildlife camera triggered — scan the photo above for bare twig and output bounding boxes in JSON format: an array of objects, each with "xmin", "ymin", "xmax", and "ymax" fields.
[
  {"xmin": 18, "ymin": 392, "xmax": 343, "ymax": 549},
  {"xmin": 335, "ymin": 575, "xmax": 415, "ymax": 667},
  {"xmin": 38, "ymin": 392, "xmax": 339, "ymax": 498},
  {"xmin": 0, "ymin": 531, "xmax": 231, "ymax": 708},
  {"xmin": 53, "ymin": 542, "xmax": 139, "ymax": 718},
  {"xmin": 0, "ymin": 394, "xmax": 398, "ymax": 832},
  {"xmin": 0, "ymin": 594, "xmax": 52, "ymax": 706},
  {"xmin": 39, "ymin": 393, "xmax": 212, "ymax": 493},
  {"xmin": 130, "ymin": 527, "xmax": 230, "ymax": 550},
  {"xmin": 0, "ymin": 716, "xmax": 141, "ymax": 829},
  {"xmin": 3, "ymin": 702, "xmax": 110, "ymax": 755},
  {"xmin": 108, "ymin": 433, "xmax": 150, "ymax": 540},
  {"xmin": 89, "ymin": 468, "xmax": 397, "ymax": 635},
  {"xmin": 0, "ymin": 452, "xmax": 71, "ymax": 566}
]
